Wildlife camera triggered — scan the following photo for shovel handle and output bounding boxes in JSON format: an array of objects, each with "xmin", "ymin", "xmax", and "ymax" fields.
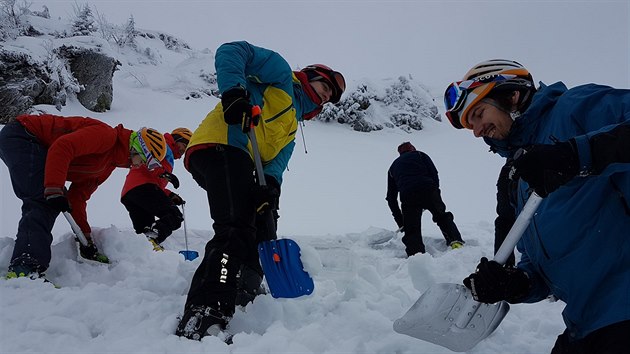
[
  {"xmin": 181, "ymin": 203, "xmax": 189, "ymax": 251},
  {"xmin": 62, "ymin": 211, "xmax": 89, "ymax": 246},
  {"xmin": 247, "ymin": 106, "xmax": 278, "ymax": 240},
  {"xmin": 493, "ymin": 192, "xmax": 543, "ymax": 265}
]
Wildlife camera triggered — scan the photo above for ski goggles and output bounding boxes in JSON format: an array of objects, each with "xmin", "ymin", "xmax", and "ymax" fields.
[
  {"xmin": 444, "ymin": 74, "xmax": 517, "ymax": 129},
  {"xmin": 304, "ymin": 66, "xmax": 346, "ymax": 104}
]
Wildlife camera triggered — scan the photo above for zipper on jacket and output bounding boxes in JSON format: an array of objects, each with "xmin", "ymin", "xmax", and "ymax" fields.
[{"xmin": 264, "ymin": 104, "xmax": 293, "ymax": 123}]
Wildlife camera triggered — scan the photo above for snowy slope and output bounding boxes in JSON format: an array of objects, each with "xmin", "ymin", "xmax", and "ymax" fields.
[{"xmin": 0, "ymin": 14, "xmax": 567, "ymax": 354}]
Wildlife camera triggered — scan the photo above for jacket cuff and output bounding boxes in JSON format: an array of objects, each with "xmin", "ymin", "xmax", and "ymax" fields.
[{"xmin": 44, "ymin": 187, "xmax": 64, "ymax": 197}]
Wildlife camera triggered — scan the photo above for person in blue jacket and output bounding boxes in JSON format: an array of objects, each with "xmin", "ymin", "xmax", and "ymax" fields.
[
  {"xmin": 175, "ymin": 41, "xmax": 345, "ymax": 340},
  {"xmin": 386, "ymin": 142, "xmax": 464, "ymax": 256},
  {"xmin": 444, "ymin": 59, "xmax": 630, "ymax": 354}
]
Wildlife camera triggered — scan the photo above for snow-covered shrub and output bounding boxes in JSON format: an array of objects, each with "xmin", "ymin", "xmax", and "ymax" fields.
[{"xmin": 315, "ymin": 76, "xmax": 440, "ymax": 132}]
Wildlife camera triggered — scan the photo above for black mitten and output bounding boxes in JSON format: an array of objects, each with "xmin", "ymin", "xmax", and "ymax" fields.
[
  {"xmin": 463, "ymin": 257, "xmax": 530, "ymax": 304},
  {"xmin": 221, "ymin": 87, "xmax": 252, "ymax": 126},
  {"xmin": 44, "ymin": 188, "xmax": 72, "ymax": 212},
  {"xmin": 511, "ymin": 141, "xmax": 578, "ymax": 197}
]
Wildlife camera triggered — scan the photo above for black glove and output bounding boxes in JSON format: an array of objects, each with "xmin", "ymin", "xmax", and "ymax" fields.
[
  {"xmin": 169, "ymin": 192, "xmax": 185, "ymax": 206},
  {"xmin": 253, "ymin": 176, "xmax": 280, "ymax": 215},
  {"xmin": 511, "ymin": 140, "xmax": 579, "ymax": 197},
  {"xmin": 44, "ymin": 188, "xmax": 72, "ymax": 212},
  {"xmin": 160, "ymin": 172, "xmax": 180, "ymax": 189},
  {"xmin": 463, "ymin": 257, "xmax": 530, "ymax": 304},
  {"xmin": 221, "ymin": 87, "xmax": 252, "ymax": 127}
]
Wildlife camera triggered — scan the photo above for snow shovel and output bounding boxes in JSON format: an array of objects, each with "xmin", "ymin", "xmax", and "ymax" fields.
[
  {"xmin": 62, "ymin": 211, "xmax": 89, "ymax": 246},
  {"xmin": 63, "ymin": 211, "xmax": 110, "ymax": 264},
  {"xmin": 393, "ymin": 192, "xmax": 543, "ymax": 352},
  {"xmin": 178, "ymin": 203, "xmax": 199, "ymax": 261},
  {"xmin": 247, "ymin": 106, "xmax": 314, "ymax": 298}
]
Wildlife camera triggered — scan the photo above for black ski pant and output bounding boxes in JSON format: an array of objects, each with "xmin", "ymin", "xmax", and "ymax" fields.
[
  {"xmin": 551, "ymin": 320, "xmax": 630, "ymax": 354},
  {"xmin": 0, "ymin": 120, "xmax": 57, "ymax": 273},
  {"xmin": 183, "ymin": 145, "xmax": 266, "ymax": 316},
  {"xmin": 120, "ymin": 183, "xmax": 182, "ymax": 242},
  {"xmin": 400, "ymin": 188, "xmax": 462, "ymax": 256}
]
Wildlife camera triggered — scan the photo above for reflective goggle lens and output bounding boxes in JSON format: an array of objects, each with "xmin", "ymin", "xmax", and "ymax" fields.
[
  {"xmin": 146, "ymin": 156, "xmax": 162, "ymax": 170},
  {"xmin": 444, "ymin": 74, "xmax": 517, "ymax": 115},
  {"xmin": 444, "ymin": 82, "xmax": 466, "ymax": 112}
]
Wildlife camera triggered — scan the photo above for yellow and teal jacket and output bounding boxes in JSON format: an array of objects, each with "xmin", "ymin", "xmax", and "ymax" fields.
[{"xmin": 186, "ymin": 41, "xmax": 321, "ymax": 184}]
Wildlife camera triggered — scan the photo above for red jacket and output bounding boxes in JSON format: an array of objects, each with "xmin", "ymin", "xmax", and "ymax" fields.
[
  {"xmin": 120, "ymin": 157, "xmax": 173, "ymax": 197},
  {"xmin": 17, "ymin": 114, "xmax": 132, "ymax": 234}
]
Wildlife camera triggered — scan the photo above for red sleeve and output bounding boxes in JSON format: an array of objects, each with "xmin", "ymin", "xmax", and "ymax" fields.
[
  {"xmin": 44, "ymin": 125, "xmax": 117, "ymax": 189},
  {"xmin": 66, "ymin": 170, "xmax": 114, "ymax": 234}
]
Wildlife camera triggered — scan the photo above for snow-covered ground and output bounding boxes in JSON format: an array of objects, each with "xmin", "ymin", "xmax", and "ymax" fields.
[
  {"xmin": 0, "ymin": 94, "xmax": 566, "ymax": 354},
  {"xmin": 0, "ymin": 8, "xmax": 580, "ymax": 353}
]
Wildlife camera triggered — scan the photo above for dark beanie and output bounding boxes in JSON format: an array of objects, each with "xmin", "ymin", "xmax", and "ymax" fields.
[{"xmin": 397, "ymin": 142, "xmax": 416, "ymax": 155}]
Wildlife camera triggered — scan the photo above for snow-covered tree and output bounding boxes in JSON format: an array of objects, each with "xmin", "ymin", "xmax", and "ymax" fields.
[
  {"xmin": 120, "ymin": 15, "xmax": 137, "ymax": 47},
  {"xmin": 0, "ymin": 0, "xmax": 28, "ymax": 40},
  {"xmin": 71, "ymin": 3, "xmax": 97, "ymax": 36},
  {"xmin": 32, "ymin": 5, "xmax": 49, "ymax": 19}
]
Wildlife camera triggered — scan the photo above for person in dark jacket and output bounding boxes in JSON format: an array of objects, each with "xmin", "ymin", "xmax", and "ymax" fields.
[
  {"xmin": 444, "ymin": 59, "xmax": 630, "ymax": 354},
  {"xmin": 175, "ymin": 41, "xmax": 345, "ymax": 341},
  {"xmin": 386, "ymin": 142, "xmax": 464, "ymax": 256},
  {"xmin": 0, "ymin": 114, "xmax": 167, "ymax": 279}
]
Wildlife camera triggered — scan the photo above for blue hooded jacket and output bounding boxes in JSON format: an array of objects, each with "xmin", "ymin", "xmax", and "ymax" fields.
[{"xmin": 485, "ymin": 82, "xmax": 630, "ymax": 339}]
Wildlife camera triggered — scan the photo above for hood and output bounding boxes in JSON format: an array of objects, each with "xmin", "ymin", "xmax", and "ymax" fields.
[{"xmin": 484, "ymin": 81, "xmax": 568, "ymax": 158}]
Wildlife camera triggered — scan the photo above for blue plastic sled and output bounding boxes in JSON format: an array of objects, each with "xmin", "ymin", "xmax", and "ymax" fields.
[{"xmin": 259, "ymin": 239, "xmax": 314, "ymax": 298}]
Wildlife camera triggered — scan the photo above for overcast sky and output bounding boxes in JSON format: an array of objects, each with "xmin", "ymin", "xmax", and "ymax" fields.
[{"xmin": 33, "ymin": 1, "xmax": 630, "ymax": 91}]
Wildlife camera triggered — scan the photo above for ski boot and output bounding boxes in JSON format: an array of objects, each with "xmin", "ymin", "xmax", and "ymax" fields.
[
  {"xmin": 143, "ymin": 227, "xmax": 165, "ymax": 251},
  {"xmin": 175, "ymin": 305, "xmax": 232, "ymax": 342},
  {"xmin": 235, "ymin": 265, "xmax": 266, "ymax": 307},
  {"xmin": 78, "ymin": 240, "xmax": 110, "ymax": 264},
  {"xmin": 449, "ymin": 241, "xmax": 464, "ymax": 250},
  {"xmin": 6, "ymin": 264, "xmax": 58, "ymax": 287}
]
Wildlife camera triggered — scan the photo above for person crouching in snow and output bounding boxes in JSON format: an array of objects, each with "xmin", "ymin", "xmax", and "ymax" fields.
[
  {"xmin": 175, "ymin": 41, "xmax": 346, "ymax": 341},
  {"xmin": 0, "ymin": 114, "xmax": 167, "ymax": 279},
  {"xmin": 120, "ymin": 128, "xmax": 192, "ymax": 250}
]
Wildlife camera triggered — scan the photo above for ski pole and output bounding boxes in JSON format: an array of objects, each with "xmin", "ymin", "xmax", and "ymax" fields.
[{"xmin": 62, "ymin": 211, "xmax": 89, "ymax": 246}]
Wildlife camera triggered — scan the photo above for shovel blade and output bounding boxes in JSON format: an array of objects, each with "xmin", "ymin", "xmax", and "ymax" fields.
[
  {"xmin": 179, "ymin": 250, "xmax": 199, "ymax": 261},
  {"xmin": 393, "ymin": 283, "xmax": 510, "ymax": 352},
  {"xmin": 259, "ymin": 239, "xmax": 314, "ymax": 298}
]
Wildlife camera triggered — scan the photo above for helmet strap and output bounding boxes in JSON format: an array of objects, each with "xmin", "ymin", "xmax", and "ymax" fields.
[{"xmin": 510, "ymin": 111, "xmax": 521, "ymax": 121}]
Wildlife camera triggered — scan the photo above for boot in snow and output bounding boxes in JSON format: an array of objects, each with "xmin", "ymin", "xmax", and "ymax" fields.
[
  {"xmin": 78, "ymin": 240, "xmax": 110, "ymax": 263},
  {"xmin": 175, "ymin": 305, "xmax": 231, "ymax": 342}
]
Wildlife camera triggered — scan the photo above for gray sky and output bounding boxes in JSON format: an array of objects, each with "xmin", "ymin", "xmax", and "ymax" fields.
[{"xmin": 35, "ymin": 0, "xmax": 629, "ymax": 91}]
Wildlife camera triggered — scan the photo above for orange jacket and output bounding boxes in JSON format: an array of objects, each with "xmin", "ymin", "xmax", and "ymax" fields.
[{"xmin": 17, "ymin": 114, "xmax": 132, "ymax": 234}]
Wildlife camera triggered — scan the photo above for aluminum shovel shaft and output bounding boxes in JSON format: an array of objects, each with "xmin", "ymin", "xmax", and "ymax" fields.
[
  {"xmin": 178, "ymin": 203, "xmax": 199, "ymax": 261},
  {"xmin": 62, "ymin": 211, "xmax": 89, "ymax": 246},
  {"xmin": 181, "ymin": 203, "xmax": 189, "ymax": 251},
  {"xmin": 494, "ymin": 192, "xmax": 543, "ymax": 264}
]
